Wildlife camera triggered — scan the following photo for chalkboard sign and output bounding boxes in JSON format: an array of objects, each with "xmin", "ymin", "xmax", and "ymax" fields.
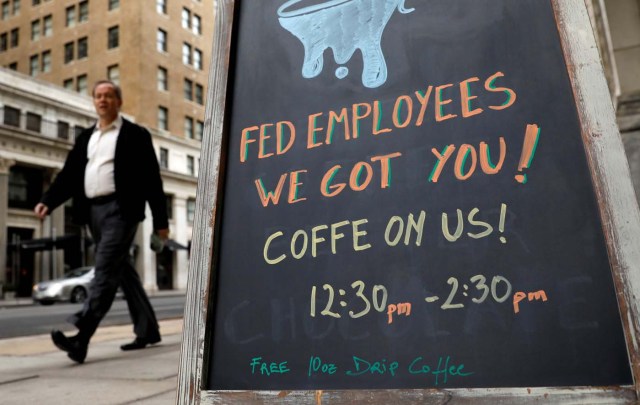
[{"xmin": 178, "ymin": 0, "xmax": 640, "ymax": 403}]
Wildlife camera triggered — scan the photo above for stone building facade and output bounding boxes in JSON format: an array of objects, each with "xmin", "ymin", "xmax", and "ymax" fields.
[
  {"xmin": 0, "ymin": 68, "xmax": 199, "ymax": 297},
  {"xmin": 0, "ymin": 0, "xmax": 213, "ymax": 297},
  {"xmin": 0, "ymin": 0, "xmax": 212, "ymax": 140}
]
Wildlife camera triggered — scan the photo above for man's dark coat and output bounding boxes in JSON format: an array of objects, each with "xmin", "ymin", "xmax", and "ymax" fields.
[{"xmin": 41, "ymin": 118, "xmax": 168, "ymax": 230}]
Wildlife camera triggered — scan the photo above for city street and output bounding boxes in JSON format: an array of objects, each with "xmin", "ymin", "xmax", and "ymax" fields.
[{"xmin": 0, "ymin": 294, "xmax": 185, "ymax": 338}]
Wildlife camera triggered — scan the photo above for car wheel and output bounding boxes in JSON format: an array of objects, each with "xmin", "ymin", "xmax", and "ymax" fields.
[{"xmin": 70, "ymin": 287, "xmax": 88, "ymax": 303}]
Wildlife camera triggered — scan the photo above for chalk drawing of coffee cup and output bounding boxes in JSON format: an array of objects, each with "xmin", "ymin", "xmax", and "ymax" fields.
[{"xmin": 278, "ymin": 0, "xmax": 414, "ymax": 89}]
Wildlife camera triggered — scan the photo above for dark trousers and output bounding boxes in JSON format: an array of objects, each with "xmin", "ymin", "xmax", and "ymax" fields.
[{"xmin": 68, "ymin": 199, "xmax": 160, "ymax": 343}]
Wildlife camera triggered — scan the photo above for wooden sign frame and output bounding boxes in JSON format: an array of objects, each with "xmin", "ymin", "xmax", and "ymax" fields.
[{"xmin": 177, "ymin": 0, "xmax": 640, "ymax": 403}]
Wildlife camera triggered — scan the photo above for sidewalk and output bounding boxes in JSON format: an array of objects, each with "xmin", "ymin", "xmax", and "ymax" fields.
[{"xmin": 0, "ymin": 317, "xmax": 183, "ymax": 404}]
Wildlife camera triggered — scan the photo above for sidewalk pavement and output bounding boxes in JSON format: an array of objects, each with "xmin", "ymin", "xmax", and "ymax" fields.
[
  {"xmin": 0, "ymin": 318, "xmax": 183, "ymax": 405},
  {"xmin": 0, "ymin": 294, "xmax": 186, "ymax": 405}
]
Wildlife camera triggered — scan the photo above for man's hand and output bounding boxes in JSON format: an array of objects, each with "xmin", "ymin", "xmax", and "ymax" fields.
[
  {"xmin": 34, "ymin": 203, "xmax": 49, "ymax": 219},
  {"xmin": 157, "ymin": 228, "xmax": 170, "ymax": 241}
]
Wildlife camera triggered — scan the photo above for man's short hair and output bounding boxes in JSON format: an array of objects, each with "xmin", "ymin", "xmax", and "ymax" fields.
[{"xmin": 92, "ymin": 80, "xmax": 122, "ymax": 100}]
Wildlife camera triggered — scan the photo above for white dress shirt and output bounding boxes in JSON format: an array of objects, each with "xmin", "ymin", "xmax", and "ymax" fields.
[{"xmin": 84, "ymin": 115, "xmax": 122, "ymax": 199}]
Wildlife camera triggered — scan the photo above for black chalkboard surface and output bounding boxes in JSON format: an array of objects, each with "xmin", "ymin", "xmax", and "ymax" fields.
[{"xmin": 205, "ymin": 0, "xmax": 632, "ymax": 390}]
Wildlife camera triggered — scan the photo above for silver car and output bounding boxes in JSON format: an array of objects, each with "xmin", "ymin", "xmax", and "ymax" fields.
[{"xmin": 32, "ymin": 266, "xmax": 94, "ymax": 305}]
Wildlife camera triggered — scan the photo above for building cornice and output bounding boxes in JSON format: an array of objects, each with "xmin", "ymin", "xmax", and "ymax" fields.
[
  {"xmin": 0, "ymin": 126, "xmax": 73, "ymax": 169},
  {"xmin": 150, "ymin": 128, "xmax": 203, "ymax": 151},
  {"xmin": 0, "ymin": 68, "xmax": 95, "ymax": 118},
  {"xmin": 160, "ymin": 169, "xmax": 199, "ymax": 185}
]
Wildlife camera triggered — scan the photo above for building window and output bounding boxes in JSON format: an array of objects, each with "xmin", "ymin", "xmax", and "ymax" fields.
[
  {"xmin": 194, "ymin": 48, "xmax": 203, "ymax": 70},
  {"xmin": 8, "ymin": 62, "xmax": 17, "ymax": 70},
  {"xmin": 107, "ymin": 25, "xmax": 119, "ymax": 49},
  {"xmin": 32, "ymin": 0, "xmax": 39, "ymax": 5},
  {"xmin": 3, "ymin": 105, "xmax": 20, "ymax": 127},
  {"xmin": 108, "ymin": 0, "xmax": 118, "ymax": 10},
  {"xmin": 157, "ymin": 66, "xmax": 167, "ymax": 91},
  {"xmin": 181, "ymin": 8, "xmax": 191, "ymax": 29},
  {"xmin": 156, "ymin": 0, "xmax": 166, "ymax": 14},
  {"xmin": 8, "ymin": 166, "xmax": 43, "ymax": 210},
  {"xmin": 65, "ymin": 5, "xmax": 75, "ymax": 27},
  {"xmin": 195, "ymin": 120, "xmax": 204, "ymax": 141},
  {"xmin": 0, "ymin": 33, "xmax": 6, "ymax": 52},
  {"xmin": 184, "ymin": 116, "xmax": 193, "ymax": 138},
  {"xmin": 187, "ymin": 198, "xmax": 196, "ymax": 224},
  {"xmin": 64, "ymin": 41, "xmax": 74, "ymax": 63},
  {"xmin": 63, "ymin": 78, "xmax": 73, "ymax": 89},
  {"xmin": 107, "ymin": 64, "xmax": 119, "ymax": 84},
  {"xmin": 77, "ymin": 74, "xmax": 88, "ymax": 95},
  {"xmin": 57, "ymin": 120, "xmax": 70, "ymax": 140},
  {"xmin": 182, "ymin": 42, "xmax": 192, "ymax": 65},
  {"xmin": 166, "ymin": 194, "xmax": 173, "ymax": 220},
  {"xmin": 159, "ymin": 147, "xmax": 168, "ymax": 169},
  {"xmin": 74, "ymin": 125, "xmax": 85, "ymax": 137},
  {"xmin": 157, "ymin": 29, "xmax": 167, "ymax": 52},
  {"xmin": 187, "ymin": 155, "xmax": 194, "ymax": 176},
  {"xmin": 183, "ymin": 79, "xmax": 193, "ymax": 101},
  {"xmin": 78, "ymin": 0, "xmax": 88, "ymax": 22},
  {"xmin": 195, "ymin": 84, "xmax": 204, "ymax": 105},
  {"xmin": 158, "ymin": 106, "xmax": 168, "ymax": 131},
  {"xmin": 31, "ymin": 19, "xmax": 40, "ymax": 40},
  {"xmin": 26, "ymin": 112, "xmax": 41, "ymax": 132},
  {"xmin": 193, "ymin": 14, "xmax": 202, "ymax": 35},
  {"xmin": 43, "ymin": 14, "xmax": 52, "ymax": 36},
  {"xmin": 41, "ymin": 50, "xmax": 51, "ymax": 72},
  {"xmin": 10, "ymin": 28, "xmax": 18, "ymax": 47},
  {"xmin": 77, "ymin": 36, "xmax": 88, "ymax": 59},
  {"xmin": 29, "ymin": 54, "xmax": 38, "ymax": 76},
  {"xmin": 1, "ymin": 1, "xmax": 9, "ymax": 20},
  {"xmin": 12, "ymin": 0, "xmax": 19, "ymax": 15}
]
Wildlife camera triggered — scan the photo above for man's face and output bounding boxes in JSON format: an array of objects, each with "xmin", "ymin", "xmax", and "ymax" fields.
[{"xmin": 93, "ymin": 83, "xmax": 122, "ymax": 120}]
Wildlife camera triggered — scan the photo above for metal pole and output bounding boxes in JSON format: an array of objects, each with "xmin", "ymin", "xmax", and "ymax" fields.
[
  {"xmin": 15, "ymin": 234, "xmax": 20, "ymax": 290},
  {"xmin": 52, "ymin": 226, "xmax": 56, "ymax": 279},
  {"xmin": 11, "ymin": 234, "xmax": 17, "ymax": 286},
  {"xmin": 80, "ymin": 227, "xmax": 86, "ymax": 267}
]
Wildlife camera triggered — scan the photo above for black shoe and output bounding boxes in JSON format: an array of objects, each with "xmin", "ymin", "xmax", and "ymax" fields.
[
  {"xmin": 51, "ymin": 330, "xmax": 87, "ymax": 364},
  {"xmin": 120, "ymin": 335, "xmax": 161, "ymax": 351}
]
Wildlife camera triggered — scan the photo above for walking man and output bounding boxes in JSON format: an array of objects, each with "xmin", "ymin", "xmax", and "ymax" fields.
[{"xmin": 34, "ymin": 80, "xmax": 169, "ymax": 363}]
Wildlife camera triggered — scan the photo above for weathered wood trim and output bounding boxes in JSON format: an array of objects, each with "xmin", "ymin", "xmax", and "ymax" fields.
[
  {"xmin": 552, "ymin": 0, "xmax": 640, "ymax": 397},
  {"xmin": 177, "ymin": 0, "xmax": 640, "ymax": 403},
  {"xmin": 176, "ymin": 0, "xmax": 236, "ymax": 403},
  {"xmin": 199, "ymin": 387, "xmax": 637, "ymax": 404}
]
